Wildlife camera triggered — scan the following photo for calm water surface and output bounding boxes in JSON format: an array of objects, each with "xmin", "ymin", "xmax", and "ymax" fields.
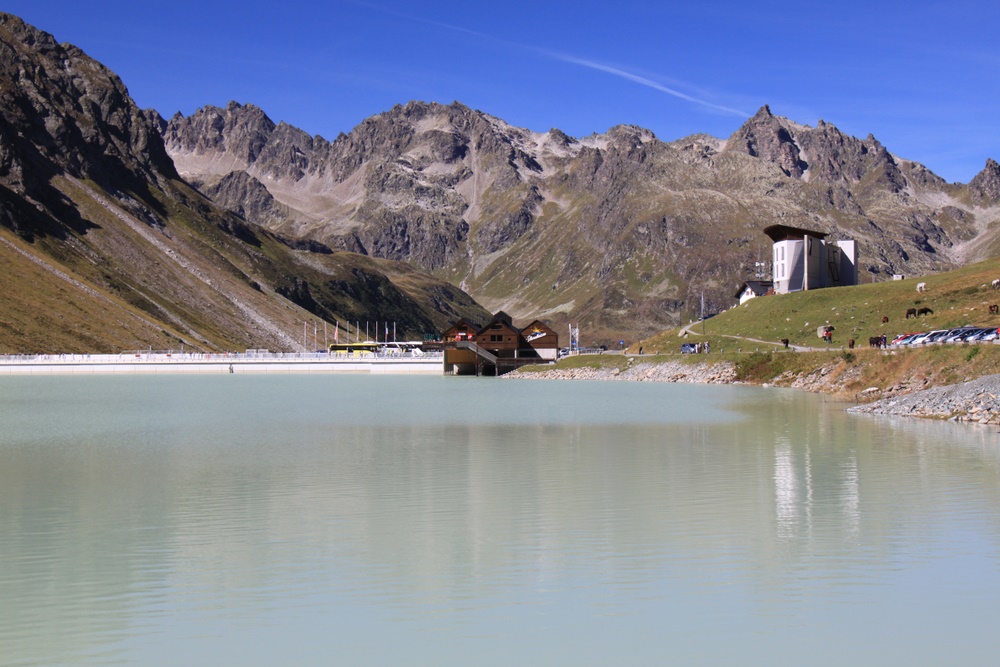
[{"xmin": 2, "ymin": 375, "xmax": 1000, "ymax": 665}]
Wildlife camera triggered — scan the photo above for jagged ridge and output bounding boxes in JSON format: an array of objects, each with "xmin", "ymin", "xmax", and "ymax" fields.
[{"xmin": 164, "ymin": 99, "xmax": 1000, "ymax": 342}]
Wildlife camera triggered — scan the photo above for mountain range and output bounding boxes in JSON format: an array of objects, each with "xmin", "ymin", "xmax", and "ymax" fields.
[
  {"xmin": 159, "ymin": 99, "xmax": 1000, "ymax": 342},
  {"xmin": 2, "ymin": 11, "xmax": 999, "ymax": 352}
]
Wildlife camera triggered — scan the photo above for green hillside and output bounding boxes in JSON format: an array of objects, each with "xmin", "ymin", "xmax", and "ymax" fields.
[
  {"xmin": 515, "ymin": 257, "xmax": 1000, "ymax": 400},
  {"xmin": 640, "ymin": 255, "xmax": 1000, "ymax": 353}
]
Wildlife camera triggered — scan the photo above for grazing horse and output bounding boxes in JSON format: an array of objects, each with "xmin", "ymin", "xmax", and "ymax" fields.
[
  {"xmin": 916, "ymin": 282, "xmax": 927, "ymax": 292},
  {"xmin": 848, "ymin": 338, "xmax": 855, "ymax": 349},
  {"xmin": 917, "ymin": 307, "xmax": 934, "ymax": 316},
  {"xmin": 881, "ymin": 316, "xmax": 889, "ymax": 324},
  {"xmin": 780, "ymin": 338, "xmax": 789, "ymax": 349},
  {"xmin": 869, "ymin": 336, "xmax": 882, "ymax": 348},
  {"xmin": 992, "ymin": 279, "xmax": 1000, "ymax": 290},
  {"xmin": 905, "ymin": 307, "xmax": 917, "ymax": 319},
  {"xmin": 990, "ymin": 304, "xmax": 999, "ymax": 315}
]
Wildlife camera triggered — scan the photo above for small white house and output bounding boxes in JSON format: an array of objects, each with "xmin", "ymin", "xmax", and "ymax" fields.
[{"xmin": 734, "ymin": 280, "xmax": 773, "ymax": 305}]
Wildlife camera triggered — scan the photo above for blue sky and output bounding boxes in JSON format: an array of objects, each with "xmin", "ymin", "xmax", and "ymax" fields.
[{"xmin": 6, "ymin": 0, "xmax": 999, "ymax": 183}]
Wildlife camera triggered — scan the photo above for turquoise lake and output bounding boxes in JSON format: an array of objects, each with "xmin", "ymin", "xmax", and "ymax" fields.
[{"xmin": 2, "ymin": 374, "xmax": 999, "ymax": 665}]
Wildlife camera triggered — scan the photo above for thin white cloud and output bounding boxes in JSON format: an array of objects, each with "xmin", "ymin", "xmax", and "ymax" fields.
[
  {"xmin": 349, "ymin": 1, "xmax": 748, "ymax": 118},
  {"xmin": 544, "ymin": 52, "xmax": 748, "ymax": 117}
]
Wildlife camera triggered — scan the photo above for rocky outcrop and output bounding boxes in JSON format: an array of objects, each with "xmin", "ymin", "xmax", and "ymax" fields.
[
  {"xmin": 727, "ymin": 105, "xmax": 807, "ymax": 178},
  {"xmin": 723, "ymin": 105, "xmax": 909, "ymax": 195},
  {"xmin": 968, "ymin": 158, "xmax": 1000, "ymax": 204},
  {"xmin": 162, "ymin": 101, "xmax": 276, "ymax": 174},
  {"xmin": 202, "ymin": 170, "xmax": 291, "ymax": 228},
  {"xmin": 0, "ymin": 14, "xmax": 176, "ymax": 198}
]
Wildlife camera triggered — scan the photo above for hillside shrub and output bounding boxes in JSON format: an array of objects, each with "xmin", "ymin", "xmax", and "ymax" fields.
[{"xmin": 734, "ymin": 351, "xmax": 775, "ymax": 382}]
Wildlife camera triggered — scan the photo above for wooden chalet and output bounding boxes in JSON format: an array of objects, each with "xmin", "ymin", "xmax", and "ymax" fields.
[
  {"xmin": 443, "ymin": 312, "xmax": 559, "ymax": 375},
  {"xmin": 441, "ymin": 318, "xmax": 480, "ymax": 343},
  {"xmin": 518, "ymin": 320, "xmax": 559, "ymax": 360}
]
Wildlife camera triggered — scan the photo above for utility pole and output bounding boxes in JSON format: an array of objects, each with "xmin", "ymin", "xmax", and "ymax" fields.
[{"xmin": 701, "ymin": 293, "xmax": 705, "ymax": 337}]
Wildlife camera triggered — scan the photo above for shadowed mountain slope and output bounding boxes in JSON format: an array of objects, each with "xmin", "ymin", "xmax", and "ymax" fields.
[{"xmin": 0, "ymin": 13, "xmax": 488, "ymax": 354}]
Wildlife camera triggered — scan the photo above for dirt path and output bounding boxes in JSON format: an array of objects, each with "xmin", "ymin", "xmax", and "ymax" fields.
[{"xmin": 678, "ymin": 320, "xmax": 836, "ymax": 353}]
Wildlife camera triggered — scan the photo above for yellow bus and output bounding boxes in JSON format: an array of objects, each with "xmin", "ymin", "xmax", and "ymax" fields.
[{"xmin": 327, "ymin": 342, "xmax": 381, "ymax": 357}]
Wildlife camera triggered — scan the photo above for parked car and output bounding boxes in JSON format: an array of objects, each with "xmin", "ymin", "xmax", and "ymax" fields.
[
  {"xmin": 894, "ymin": 332, "xmax": 926, "ymax": 346},
  {"xmin": 891, "ymin": 333, "xmax": 922, "ymax": 346},
  {"xmin": 956, "ymin": 327, "xmax": 992, "ymax": 342},
  {"xmin": 928, "ymin": 330, "xmax": 955, "ymax": 343},
  {"xmin": 907, "ymin": 330, "xmax": 948, "ymax": 345},
  {"xmin": 680, "ymin": 343, "xmax": 698, "ymax": 354},
  {"xmin": 976, "ymin": 328, "xmax": 1000, "ymax": 342},
  {"xmin": 942, "ymin": 327, "xmax": 978, "ymax": 343}
]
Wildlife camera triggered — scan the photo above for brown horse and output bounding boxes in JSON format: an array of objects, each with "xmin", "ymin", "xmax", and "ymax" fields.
[
  {"xmin": 869, "ymin": 336, "xmax": 882, "ymax": 348},
  {"xmin": 917, "ymin": 307, "xmax": 934, "ymax": 316},
  {"xmin": 905, "ymin": 308, "xmax": 917, "ymax": 319},
  {"xmin": 881, "ymin": 316, "xmax": 889, "ymax": 324}
]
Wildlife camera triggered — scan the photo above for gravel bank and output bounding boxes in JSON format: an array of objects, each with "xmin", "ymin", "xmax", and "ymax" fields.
[
  {"xmin": 847, "ymin": 373, "xmax": 1000, "ymax": 425},
  {"xmin": 504, "ymin": 359, "xmax": 736, "ymax": 384}
]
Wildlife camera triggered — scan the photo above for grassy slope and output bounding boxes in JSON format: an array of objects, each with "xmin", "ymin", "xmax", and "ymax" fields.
[
  {"xmin": 519, "ymin": 255, "xmax": 1000, "ymax": 399},
  {"xmin": 0, "ymin": 174, "xmax": 490, "ymax": 354}
]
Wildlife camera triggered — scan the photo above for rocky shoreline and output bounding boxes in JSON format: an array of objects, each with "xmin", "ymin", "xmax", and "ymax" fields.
[
  {"xmin": 846, "ymin": 373, "xmax": 1000, "ymax": 425},
  {"xmin": 507, "ymin": 359, "xmax": 1000, "ymax": 426}
]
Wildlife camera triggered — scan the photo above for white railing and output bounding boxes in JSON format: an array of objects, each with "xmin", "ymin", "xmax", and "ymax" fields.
[{"xmin": 0, "ymin": 350, "xmax": 443, "ymax": 364}]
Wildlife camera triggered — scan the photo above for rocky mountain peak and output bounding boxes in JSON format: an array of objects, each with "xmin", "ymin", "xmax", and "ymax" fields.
[
  {"xmin": 0, "ymin": 12, "xmax": 61, "ymax": 54},
  {"xmin": 969, "ymin": 158, "xmax": 1000, "ymax": 204},
  {"xmin": 163, "ymin": 102, "xmax": 277, "ymax": 174},
  {"xmin": 726, "ymin": 104, "xmax": 806, "ymax": 177},
  {"xmin": 0, "ymin": 12, "xmax": 175, "ymax": 199}
]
